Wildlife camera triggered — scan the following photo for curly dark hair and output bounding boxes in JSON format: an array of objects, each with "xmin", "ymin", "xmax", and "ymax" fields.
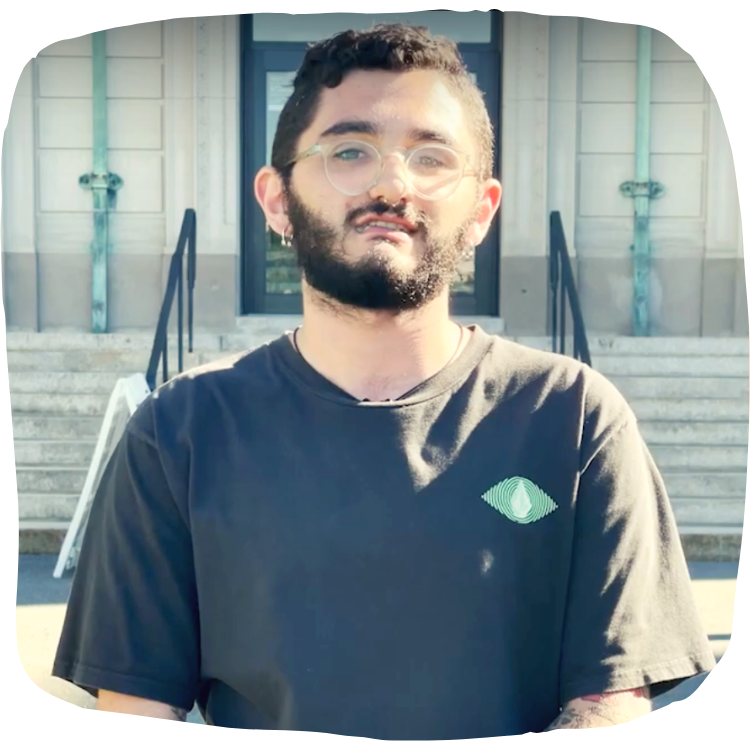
[{"xmin": 271, "ymin": 23, "xmax": 494, "ymax": 186}]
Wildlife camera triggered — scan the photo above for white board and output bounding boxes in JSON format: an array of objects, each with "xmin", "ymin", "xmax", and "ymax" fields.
[{"xmin": 53, "ymin": 373, "xmax": 152, "ymax": 579}]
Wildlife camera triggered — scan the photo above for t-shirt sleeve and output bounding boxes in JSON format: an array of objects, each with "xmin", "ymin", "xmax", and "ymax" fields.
[
  {"xmin": 559, "ymin": 389, "xmax": 716, "ymax": 704},
  {"xmin": 52, "ymin": 397, "xmax": 200, "ymax": 711}
]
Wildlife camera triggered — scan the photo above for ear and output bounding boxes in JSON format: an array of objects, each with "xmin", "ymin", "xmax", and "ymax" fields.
[
  {"xmin": 465, "ymin": 178, "xmax": 502, "ymax": 247},
  {"xmin": 254, "ymin": 166, "xmax": 291, "ymax": 235}
]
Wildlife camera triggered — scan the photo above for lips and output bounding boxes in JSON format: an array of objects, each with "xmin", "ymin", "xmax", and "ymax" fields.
[{"xmin": 353, "ymin": 214, "xmax": 417, "ymax": 234}]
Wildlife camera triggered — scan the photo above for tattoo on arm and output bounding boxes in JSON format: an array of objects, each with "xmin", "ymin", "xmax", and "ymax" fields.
[
  {"xmin": 544, "ymin": 687, "xmax": 651, "ymax": 731},
  {"xmin": 170, "ymin": 706, "xmax": 188, "ymax": 721}
]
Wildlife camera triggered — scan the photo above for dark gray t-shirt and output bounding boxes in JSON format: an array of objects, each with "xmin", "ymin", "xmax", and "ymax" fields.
[{"xmin": 53, "ymin": 325, "xmax": 715, "ymax": 738}]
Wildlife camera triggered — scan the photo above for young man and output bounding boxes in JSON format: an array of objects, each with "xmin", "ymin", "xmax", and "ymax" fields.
[{"xmin": 53, "ymin": 24, "xmax": 715, "ymax": 738}]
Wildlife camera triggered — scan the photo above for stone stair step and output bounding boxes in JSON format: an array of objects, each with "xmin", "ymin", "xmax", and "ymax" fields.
[
  {"xmin": 18, "ymin": 520, "xmax": 70, "ymax": 531},
  {"xmin": 650, "ymin": 445, "xmax": 748, "ymax": 471},
  {"xmin": 639, "ymin": 422, "xmax": 748, "ymax": 446},
  {"xmin": 512, "ymin": 336, "xmax": 749, "ymax": 356},
  {"xmin": 11, "ymin": 393, "xmax": 111, "ymax": 416},
  {"xmin": 669, "ymin": 498, "xmax": 746, "ymax": 527},
  {"xmin": 591, "ymin": 337, "xmax": 749, "ymax": 356},
  {"xmin": 7, "ymin": 349, "xmax": 212, "ymax": 375},
  {"xmin": 15, "ymin": 467, "xmax": 89, "ymax": 494},
  {"xmin": 17, "ymin": 494, "xmax": 81, "ymax": 521},
  {"xmin": 4, "ymin": 331, "xmax": 224, "ymax": 352},
  {"xmin": 13, "ymin": 440, "xmax": 96, "ymax": 466},
  {"xmin": 611, "ymin": 376, "xmax": 748, "ymax": 401},
  {"xmin": 662, "ymin": 472, "xmax": 747, "ymax": 499},
  {"xmin": 11, "ymin": 414, "xmax": 104, "ymax": 440},
  {"xmin": 594, "ymin": 356, "xmax": 748, "ymax": 378},
  {"xmin": 629, "ymin": 399, "xmax": 749, "ymax": 422},
  {"xmin": 8, "ymin": 371, "xmax": 123, "ymax": 395}
]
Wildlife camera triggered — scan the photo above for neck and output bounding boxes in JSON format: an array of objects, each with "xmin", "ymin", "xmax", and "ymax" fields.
[{"xmin": 294, "ymin": 281, "xmax": 467, "ymax": 402}]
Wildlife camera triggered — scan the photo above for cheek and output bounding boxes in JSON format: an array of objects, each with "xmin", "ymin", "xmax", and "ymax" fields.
[
  {"xmin": 294, "ymin": 172, "xmax": 351, "ymax": 223},
  {"xmin": 296, "ymin": 163, "xmax": 337, "ymax": 201},
  {"xmin": 425, "ymin": 201, "xmax": 471, "ymax": 236}
]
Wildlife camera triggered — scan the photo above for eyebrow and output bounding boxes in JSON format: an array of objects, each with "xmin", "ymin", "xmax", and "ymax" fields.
[{"xmin": 318, "ymin": 120, "xmax": 456, "ymax": 147}]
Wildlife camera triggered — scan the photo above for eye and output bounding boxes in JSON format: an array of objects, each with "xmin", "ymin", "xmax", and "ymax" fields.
[
  {"xmin": 410, "ymin": 147, "xmax": 460, "ymax": 172},
  {"xmin": 332, "ymin": 147, "xmax": 366, "ymax": 161},
  {"xmin": 417, "ymin": 155, "xmax": 444, "ymax": 168},
  {"xmin": 330, "ymin": 142, "xmax": 377, "ymax": 164}
]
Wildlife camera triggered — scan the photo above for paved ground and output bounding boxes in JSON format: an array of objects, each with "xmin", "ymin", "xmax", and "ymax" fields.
[{"xmin": 16, "ymin": 555, "xmax": 738, "ymax": 726}]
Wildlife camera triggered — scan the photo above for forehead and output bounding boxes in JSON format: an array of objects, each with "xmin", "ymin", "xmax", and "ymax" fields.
[{"xmin": 304, "ymin": 69, "xmax": 470, "ymax": 147}]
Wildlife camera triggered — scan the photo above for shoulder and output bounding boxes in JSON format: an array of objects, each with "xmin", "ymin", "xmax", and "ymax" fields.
[
  {"xmin": 128, "ymin": 338, "xmax": 285, "ymax": 444},
  {"xmin": 483, "ymin": 336, "xmax": 635, "ymax": 447},
  {"xmin": 486, "ymin": 337, "xmax": 629, "ymax": 409}
]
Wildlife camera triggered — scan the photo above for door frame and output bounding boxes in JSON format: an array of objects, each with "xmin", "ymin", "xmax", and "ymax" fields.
[{"xmin": 240, "ymin": 12, "xmax": 503, "ymax": 315}]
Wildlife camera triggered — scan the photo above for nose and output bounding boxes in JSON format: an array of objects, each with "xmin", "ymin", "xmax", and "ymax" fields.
[{"xmin": 367, "ymin": 153, "xmax": 413, "ymax": 204}]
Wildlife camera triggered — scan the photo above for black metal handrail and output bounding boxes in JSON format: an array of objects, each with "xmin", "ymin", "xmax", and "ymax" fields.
[
  {"xmin": 549, "ymin": 211, "xmax": 592, "ymax": 367},
  {"xmin": 146, "ymin": 209, "xmax": 197, "ymax": 390}
]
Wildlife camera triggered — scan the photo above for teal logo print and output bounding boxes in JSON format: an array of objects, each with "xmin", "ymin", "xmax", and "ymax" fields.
[{"xmin": 481, "ymin": 477, "xmax": 558, "ymax": 524}]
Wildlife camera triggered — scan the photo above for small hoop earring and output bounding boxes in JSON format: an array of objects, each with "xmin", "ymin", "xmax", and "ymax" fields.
[
  {"xmin": 281, "ymin": 227, "xmax": 294, "ymax": 247},
  {"xmin": 462, "ymin": 244, "xmax": 475, "ymax": 261}
]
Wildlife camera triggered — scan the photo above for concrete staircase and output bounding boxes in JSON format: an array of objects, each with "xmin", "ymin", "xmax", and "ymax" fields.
[
  {"xmin": 8, "ymin": 331, "xmax": 223, "ymax": 551},
  {"xmin": 7, "ymin": 325, "xmax": 747, "ymax": 559},
  {"xmin": 516, "ymin": 335, "xmax": 748, "ymax": 558}
]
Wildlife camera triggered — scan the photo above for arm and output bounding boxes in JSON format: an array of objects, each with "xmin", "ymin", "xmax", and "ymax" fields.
[
  {"xmin": 544, "ymin": 687, "xmax": 651, "ymax": 731},
  {"xmin": 53, "ymin": 409, "xmax": 201, "ymax": 718},
  {"xmin": 97, "ymin": 690, "xmax": 188, "ymax": 721}
]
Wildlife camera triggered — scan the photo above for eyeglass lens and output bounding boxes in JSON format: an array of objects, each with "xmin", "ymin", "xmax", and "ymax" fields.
[{"xmin": 324, "ymin": 141, "xmax": 464, "ymax": 199}]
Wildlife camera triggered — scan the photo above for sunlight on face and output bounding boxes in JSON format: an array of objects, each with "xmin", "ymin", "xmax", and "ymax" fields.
[{"xmin": 279, "ymin": 69, "xmax": 487, "ymax": 311}]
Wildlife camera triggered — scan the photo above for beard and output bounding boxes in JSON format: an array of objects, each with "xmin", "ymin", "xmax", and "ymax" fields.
[{"xmin": 283, "ymin": 183, "xmax": 478, "ymax": 312}]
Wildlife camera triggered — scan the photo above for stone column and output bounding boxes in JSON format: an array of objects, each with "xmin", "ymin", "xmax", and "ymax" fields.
[
  {"xmin": 546, "ymin": 17, "xmax": 580, "ymax": 341},
  {"xmin": 190, "ymin": 15, "xmax": 241, "ymax": 331},
  {"xmin": 733, "ymin": 210, "xmax": 747, "ymax": 335},
  {"xmin": 2, "ymin": 61, "xmax": 38, "ymax": 330},
  {"xmin": 499, "ymin": 12, "xmax": 550, "ymax": 335},
  {"xmin": 162, "ymin": 18, "xmax": 198, "ymax": 334},
  {"xmin": 703, "ymin": 88, "xmax": 743, "ymax": 335},
  {"xmin": 0, "ymin": 128, "xmax": 8, "ymax": 318},
  {"xmin": 164, "ymin": 18, "xmax": 197, "ymax": 254}
]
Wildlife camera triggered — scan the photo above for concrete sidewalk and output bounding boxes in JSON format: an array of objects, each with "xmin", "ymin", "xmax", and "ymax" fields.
[{"xmin": 16, "ymin": 555, "xmax": 739, "ymax": 725}]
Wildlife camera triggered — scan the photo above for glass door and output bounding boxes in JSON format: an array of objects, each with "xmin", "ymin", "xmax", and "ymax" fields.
[
  {"xmin": 264, "ymin": 70, "xmax": 302, "ymax": 298},
  {"xmin": 243, "ymin": 49, "xmax": 305, "ymax": 313}
]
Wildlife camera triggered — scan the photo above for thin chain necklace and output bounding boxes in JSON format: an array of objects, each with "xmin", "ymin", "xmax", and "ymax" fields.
[{"xmin": 291, "ymin": 323, "xmax": 465, "ymax": 400}]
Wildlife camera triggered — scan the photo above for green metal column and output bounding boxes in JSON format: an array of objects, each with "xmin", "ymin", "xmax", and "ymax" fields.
[
  {"xmin": 79, "ymin": 31, "xmax": 122, "ymax": 333},
  {"xmin": 632, "ymin": 27, "xmax": 653, "ymax": 336},
  {"xmin": 620, "ymin": 26, "xmax": 664, "ymax": 336},
  {"xmin": 91, "ymin": 31, "xmax": 109, "ymax": 333}
]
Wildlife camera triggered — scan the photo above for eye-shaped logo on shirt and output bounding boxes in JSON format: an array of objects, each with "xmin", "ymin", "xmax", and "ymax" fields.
[{"xmin": 481, "ymin": 477, "xmax": 558, "ymax": 524}]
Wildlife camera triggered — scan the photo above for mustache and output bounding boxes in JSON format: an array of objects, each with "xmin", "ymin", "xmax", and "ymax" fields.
[{"xmin": 345, "ymin": 200, "xmax": 429, "ymax": 231}]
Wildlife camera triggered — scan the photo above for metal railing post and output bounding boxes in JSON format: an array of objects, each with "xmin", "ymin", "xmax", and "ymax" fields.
[
  {"xmin": 549, "ymin": 212, "xmax": 592, "ymax": 367},
  {"xmin": 146, "ymin": 209, "xmax": 197, "ymax": 391},
  {"xmin": 549, "ymin": 215, "xmax": 559, "ymax": 354}
]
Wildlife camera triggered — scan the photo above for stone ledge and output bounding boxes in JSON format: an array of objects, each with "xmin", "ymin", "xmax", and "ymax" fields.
[
  {"xmin": 512, "ymin": 335, "xmax": 750, "ymax": 356},
  {"xmin": 679, "ymin": 533, "xmax": 743, "ymax": 562},
  {"xmin": 19, "ymin": 529, "xmax": 68, "ymax": 555}
]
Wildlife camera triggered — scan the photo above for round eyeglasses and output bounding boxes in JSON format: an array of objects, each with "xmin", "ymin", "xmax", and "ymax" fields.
[{"xmin": 286, "ymin": 140, "xmax": 476, "ymax": 201}]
